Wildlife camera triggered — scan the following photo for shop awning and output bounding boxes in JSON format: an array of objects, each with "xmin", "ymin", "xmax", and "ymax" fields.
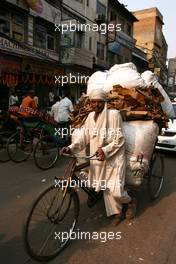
[{"xmin": 132, "ymin": 52, "xmax": 148, "ymax": 62}]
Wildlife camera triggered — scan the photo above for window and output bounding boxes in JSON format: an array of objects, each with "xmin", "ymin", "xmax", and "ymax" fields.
[
  {"xmin": 126, "ymin": 23, "xmax": 132, "ymax": 36},
  {"xmin": 12, "ymin": 14, "xmax": 25, "ymax": 42},
  {"xmin": 118, "ymin": 17, "xmax": 125, "ymax": 31},
  {"xmin": 74, "ymin": 32, "xmax": 83, "ymax": 48},
  {"xmin": 89, "ymin": 36, "xmax": 92, "ymax": 51},
  {"xmin": 34, "ymin": 25, "xmax": 46, "ymax": 49},
  {"xmin": 34, "ymin": 23, "xmax": 55, "ymax": 50},
  {"xmin": 110, "ymin": 11, "xmax": 116, "ymax": 21},
  {"xmin": 97, "ymin": 1, "xmax": 106, "ymax": 16},
  {"xmin": 0, "ymin": 11, "xmax": 25, "ymax": 41},
  {"xmin": 61, "ymin": 32, "xmax": 74, "ymax": 47},
  {"xmin": 97, "ymin": 42, "xmax": 105, "ymax": 60},
  {"xmin": 0, "ymin": 18, "xmax": 10, "ymax": 36},
  {"xmin": 108, "ymin": 51, "xmax": 115, "ymax": 65},
  {"xmin": 47, "ymin": 35, "xmax": 55, "ymax": 50},
  {"xmin": 12, "ymin": 14, "xmax": 24, "ymax": 26},
  {"xmin": 13, "ymin": 31, "xmax": 23, "ymax": 42}
]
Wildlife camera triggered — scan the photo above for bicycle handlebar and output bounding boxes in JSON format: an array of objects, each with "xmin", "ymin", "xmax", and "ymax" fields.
[{"xmin": 61, "ymin": 153, "xmax": 97, "ymax": 160}]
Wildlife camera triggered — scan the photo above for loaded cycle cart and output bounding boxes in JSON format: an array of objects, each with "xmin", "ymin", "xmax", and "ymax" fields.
[
  {"xmin": 7, "ymin": 106, "xmax": 70, "ymax": 168},
  {"xmin": 24, "ymin": 147, "xmax": 164, "ymax": 262},
  {"xmin": 24, "ymin": 78, "xmax": 167, "ymax": 261}
]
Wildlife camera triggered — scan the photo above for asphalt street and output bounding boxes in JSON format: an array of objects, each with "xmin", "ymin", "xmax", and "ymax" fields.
[{"xmin": 0, "ymin": 151, "xmax": 176, "ymax": 264}]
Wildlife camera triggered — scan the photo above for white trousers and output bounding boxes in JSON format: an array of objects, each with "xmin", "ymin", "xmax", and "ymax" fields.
[{"xmin": 103, "ymin": 190, "xmax": 131, "ymax": 217}]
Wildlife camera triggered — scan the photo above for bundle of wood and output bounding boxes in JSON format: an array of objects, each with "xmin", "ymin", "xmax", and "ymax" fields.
[{"xmin": 71, "ymin": 85, "xmax": 168, "ymax": 129}]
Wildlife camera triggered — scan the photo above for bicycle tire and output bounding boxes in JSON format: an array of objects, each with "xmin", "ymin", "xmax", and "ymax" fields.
[
  {"xmin": 24, "ymin": 185, "xmax": 79, "ymax": 262},
  {"xmin": 33, "ymin": 135, "xmax": 59, "ymax": 170},
  {"xmin": 148, "ymin": 153, "xmax": 164, "ymax": 200},
  {"xmin": 7, "ymin": 131, "xmax": 32, "ymax": 162},
  {"xmin": 0, "ymin": 131, "xmax": 11, "ymax": 162}
]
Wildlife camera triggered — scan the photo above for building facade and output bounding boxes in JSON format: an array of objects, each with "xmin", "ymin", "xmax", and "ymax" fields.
[
  {"xmin": 168, "ymin": 58, "xmax": 176, "ymax": 98},
  {"xmin": 0, "ymin": 0, "xmax": 63, "ymax": 109},
  {"xmin": 133, "ymin": 7, "xmax": 168, "ymax": 85},
  {"xmin": 1, "ymin": 1, "xmax": 168, "ymax": 109}
]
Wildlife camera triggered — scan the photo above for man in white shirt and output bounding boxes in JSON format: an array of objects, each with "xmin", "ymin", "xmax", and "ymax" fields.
[
  {"xmin": 9, "ymin": 92, "xmax": 19, "ymax": 107},
  {"xmin": 50, "ymin": 96, "xmax": 60, "ymax": 122},
  {"xmin": 57, "ymin": 92, "xmax": 74, "ymax": 123},
  {"xmin": 49, "ymin": 90, "xmax": 55, "ymax": 107}
]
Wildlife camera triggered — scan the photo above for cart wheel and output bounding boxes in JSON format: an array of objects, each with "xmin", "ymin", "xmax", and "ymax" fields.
[{"xmin": 148, "ymin": 153, "xmax": 164, "ymax": 200}]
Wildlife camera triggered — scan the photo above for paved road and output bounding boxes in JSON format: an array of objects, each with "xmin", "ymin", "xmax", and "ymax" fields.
[{"xmin": 0, "ymin": 151, "xmax": 176, "ymax": 264}]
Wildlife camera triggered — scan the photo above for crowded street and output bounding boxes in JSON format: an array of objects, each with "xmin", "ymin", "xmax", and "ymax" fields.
[
  {"xmin": 1, "ymin": 0, "xmax": 176, "ymax": 263},
  {"xmin": 0, "ymin": 150, "xmax": 176, "ymax": 264}
]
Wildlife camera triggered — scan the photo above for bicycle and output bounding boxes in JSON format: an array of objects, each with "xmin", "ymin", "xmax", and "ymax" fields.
[
  {"xmin": 0, "ymin": 111, "xmax": 17, "ymax": 162},
  {"xmin": 24, "ymin": 150, "xmax": 164, "ymax": 262},
  {"xmin": 33, "ymin": 122, "xmax": 71, "ymax": 170},
  {"xmin": 6, "ymin": 116, "xmax": 44, "ymax": 163}
]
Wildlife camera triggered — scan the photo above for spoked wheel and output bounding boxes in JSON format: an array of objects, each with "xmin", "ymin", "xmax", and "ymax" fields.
[
  {"xmin": 148, "ymin": 153, "xmax": 164, "ymax": 200},
  {"xmin": 0, "ymin": 131, "xmax": 12, "ymax": 162},
  {"xmin": 24, "ymin": 185, "xmax": 79, "ymax": 262},
  {"xmin": 7, "ymin": 131, "xmax": 32, "ymax": 162},
  {"xmin": 33, "ymin": 135, "xmax": 59, "ymax": 170}
]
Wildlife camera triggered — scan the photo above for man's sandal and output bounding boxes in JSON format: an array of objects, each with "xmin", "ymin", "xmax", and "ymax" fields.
[
  {"xmin": 125, "ymin": 197, "xmax": 137, "ymax": 220},
  {"xmin": 112, "ymin": 213, "xmax": 125, "ymax": 226}
]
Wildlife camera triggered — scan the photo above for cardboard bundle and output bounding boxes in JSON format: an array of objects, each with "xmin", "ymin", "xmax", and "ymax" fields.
[
  {"xmin": 71, "ymin": 84, "xmax": 168, "ymax": 129},
  {"xmin": 71, "ymin": 63, "xmax": 169, "ymax": 186}
]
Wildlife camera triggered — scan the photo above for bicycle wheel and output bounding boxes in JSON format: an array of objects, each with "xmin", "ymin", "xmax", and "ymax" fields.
[
  {"xmin": 148, "ymin": 153, "xmax": 164, "ymax": 200},
  {"xmin": 24, "ymin": 185, "xmax": 79, "ymax": 262},
  {"xmin": 33, "ymin": 135, "xmax": 59, "ymax": 170},
  {"xmin": 7, "ymin": 131, "xmax": 32, "ymax": 162},
  {"xmin": 0, "ymin": 131, "xmax": 11, "ymax": 162}
]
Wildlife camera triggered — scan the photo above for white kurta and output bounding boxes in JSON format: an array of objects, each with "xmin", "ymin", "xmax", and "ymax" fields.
[
  {"xmin": 57, "ymin": 97, "xmax": 74, "ymax": 122},
  {"xmin": 69, "ymin": 108, "xmax": 131, "ymax": 216}
]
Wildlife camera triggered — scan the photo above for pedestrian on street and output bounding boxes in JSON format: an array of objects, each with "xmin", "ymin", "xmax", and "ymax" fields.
[
  {"xmin": 50, "ymin": 96, "xmax": 61, "ymax": 123},
  {"xmin": 9, "ymin": 92, "xmax": 19, "ymax": 107},
  {"xmin": 56, "ymin": 91, "xmax": 74, "ymax": 125},
  {"xmin": 49, "ymin": 90, "xmax": 55, "ymax": 107}
]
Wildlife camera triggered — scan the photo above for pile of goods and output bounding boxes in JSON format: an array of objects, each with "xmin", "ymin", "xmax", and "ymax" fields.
[
  {"xmin": 9, "ymin": 106, "xmax": 57, "ymax": 126},
  {"xmin": 72, "ymin": 84, "xmax": 167, "ymax": 130},
  {"xmin": 71, "ymin": 63, "xmax": 175, "ymax": 186}
]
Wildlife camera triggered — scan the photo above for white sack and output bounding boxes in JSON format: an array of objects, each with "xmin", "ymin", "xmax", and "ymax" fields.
[
  {"xmin": 87, "ymin": 71, "xmax": 108, "ymax": 95},
  {"xmin": 108, "ymin": 62, "xmax": 137, "ymax": 74},
  {"xmin": 123, "ymin": 120, "xmax": 159, "ymax": 186},
  {"xmin": 141, "ymin": 70, "xmax": 175, "ymax": 118},
  {"xmin": 104, "ymin": 62, "xmax": 147, "ymax": 92}
]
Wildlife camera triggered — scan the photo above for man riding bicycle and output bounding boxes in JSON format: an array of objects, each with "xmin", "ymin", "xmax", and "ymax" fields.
[{"xmin": 61, "ymin": 89, "xmax": 136, "ymax": 225}]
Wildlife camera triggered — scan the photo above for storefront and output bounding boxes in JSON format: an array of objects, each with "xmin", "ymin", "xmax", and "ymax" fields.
[{"xmin": 0, "ymin": 35, "xmax": 64, "ymax": 110}]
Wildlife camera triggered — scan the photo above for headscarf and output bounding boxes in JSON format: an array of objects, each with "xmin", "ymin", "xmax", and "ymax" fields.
[{"xmin": 88, "ymin": 88, "xmax": 107, "ymax": 101}]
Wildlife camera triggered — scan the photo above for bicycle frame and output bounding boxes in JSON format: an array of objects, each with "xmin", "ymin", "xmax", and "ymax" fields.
[{"xmin": 57, "ymin": 154, "xmax": 102, "ymax": 202}]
